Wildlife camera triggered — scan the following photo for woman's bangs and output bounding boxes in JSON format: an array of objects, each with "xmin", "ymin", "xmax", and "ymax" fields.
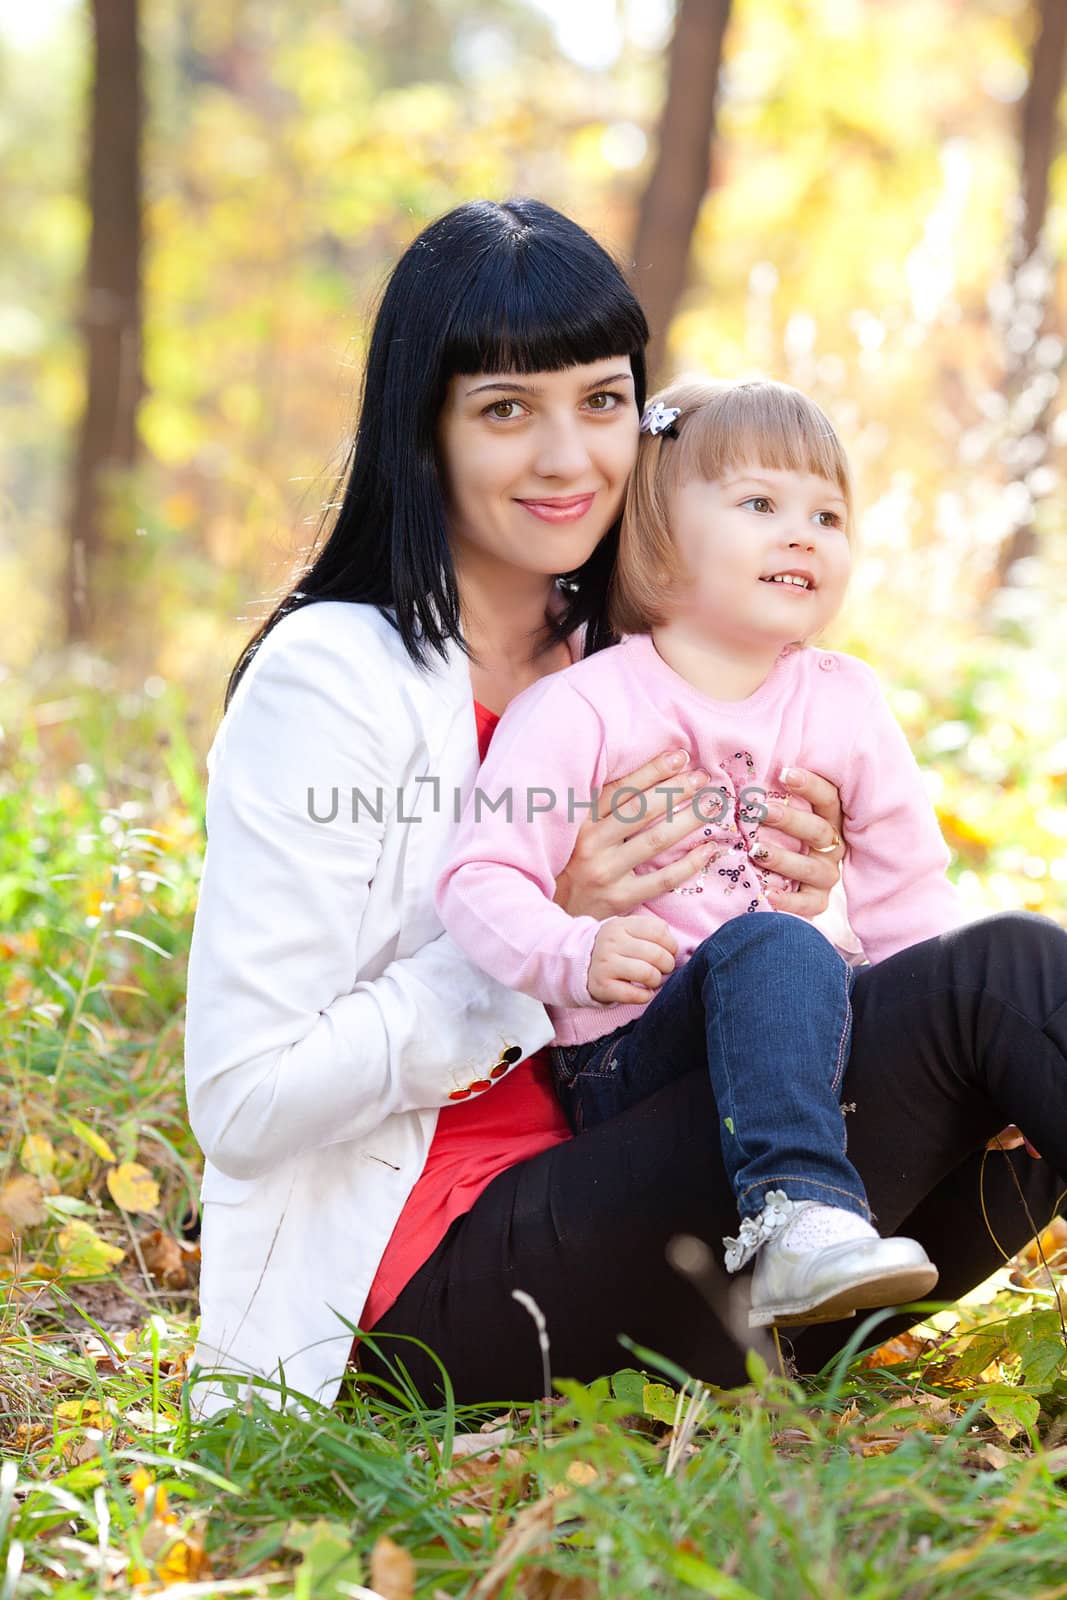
[{"xmin": 441, "ymin": 252, "xmax": 646, "ymax": 379}]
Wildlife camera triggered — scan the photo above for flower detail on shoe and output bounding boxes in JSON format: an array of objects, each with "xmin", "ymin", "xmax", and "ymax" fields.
[{"xmin": 723, "ymin": 1188, "xmax": 800, "ymax": 1273}]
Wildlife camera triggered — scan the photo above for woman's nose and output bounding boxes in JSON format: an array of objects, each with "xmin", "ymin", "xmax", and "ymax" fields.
[{"xmin": 533, "ymin": 418, "xmax": 593, "ymax": 479}]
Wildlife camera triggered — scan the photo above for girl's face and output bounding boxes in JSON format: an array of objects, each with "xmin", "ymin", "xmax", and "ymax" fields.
[
  {"xmin": 437, "ymin": 359, "xmax": 639, "ymax": 583},
  {"xmin": 666, "ymin": 464, "xmax": 851, "ymax": 649}
]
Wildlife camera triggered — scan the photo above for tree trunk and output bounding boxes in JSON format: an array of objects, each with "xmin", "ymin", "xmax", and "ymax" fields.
[
  {"xmin": 992, "ymin": 0, "xmax": 1067, "ymax": 588},
  {"xmin": 66, "ymin": 0, "xmax": 144, "ymax": 644},
  {"xmin": 631, "ymin": 0, "xmax": 733, "ymax": 382},
  {"xmin": 1017, "ymin": 0, "xmax": 1067, "ymax": 266}
]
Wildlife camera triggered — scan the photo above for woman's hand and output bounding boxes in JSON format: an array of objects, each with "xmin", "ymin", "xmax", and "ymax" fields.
[
  {"xmin": 758, "ymin": 767, "xmax": 846, "ymax": 921},
  {"xmin": 553, "ymin": 754, "xmax": 846, "ymax": 923},
  {"xmin": 553, "ymin": 750, "xmax": 718, "ymax": 921}
]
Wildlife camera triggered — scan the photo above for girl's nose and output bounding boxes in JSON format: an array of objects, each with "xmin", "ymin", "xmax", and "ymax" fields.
[{"xmin": 787, "ymin": 531, "xmax": 816, "ymax": 552}]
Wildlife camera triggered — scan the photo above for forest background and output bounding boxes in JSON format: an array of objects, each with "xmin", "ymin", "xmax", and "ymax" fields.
[
  {"xmin": 3, "ymin": 2, "xmax": 1067, "ymax": 1595},
  {"xmin": 4, "ymin": 0, "xmax": 1067, "ymax": 925}
]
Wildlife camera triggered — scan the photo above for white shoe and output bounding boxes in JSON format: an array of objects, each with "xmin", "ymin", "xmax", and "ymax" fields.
[{"xmin": 748, "ymin": 1203, "xmax": 939, "ymax": 1328}]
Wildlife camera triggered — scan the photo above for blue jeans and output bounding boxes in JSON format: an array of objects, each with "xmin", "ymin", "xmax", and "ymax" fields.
[{"xmin": 550, "ymin": 913, "xmax": 867, "ymax": 1222}]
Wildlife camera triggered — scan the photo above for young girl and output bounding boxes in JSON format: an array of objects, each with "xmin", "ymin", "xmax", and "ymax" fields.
[{"xmin": 436, "ymin": 376, "xmax": 963, "ymax": 1329}]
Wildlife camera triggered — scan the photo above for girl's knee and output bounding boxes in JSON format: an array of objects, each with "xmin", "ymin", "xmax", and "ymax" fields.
[{"xmin": 693, "ymin": 911, "xmax": 838, "ymax": 969}]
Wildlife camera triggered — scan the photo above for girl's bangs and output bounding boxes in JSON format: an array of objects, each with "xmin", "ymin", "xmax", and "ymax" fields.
[{"xmin": 677, "ymin": 387, "xmax": 850, "ymax": 499}]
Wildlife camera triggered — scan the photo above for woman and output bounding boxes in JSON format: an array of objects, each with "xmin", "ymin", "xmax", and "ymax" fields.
[{"xmin": 184, "ymin": 199, "xmax": 1066, "ymax": 1419}]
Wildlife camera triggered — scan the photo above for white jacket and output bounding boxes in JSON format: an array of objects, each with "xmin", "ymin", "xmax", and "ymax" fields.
[{"xmin": 184, "ymin": 600, "xmax": 557, "ymax": 1419}]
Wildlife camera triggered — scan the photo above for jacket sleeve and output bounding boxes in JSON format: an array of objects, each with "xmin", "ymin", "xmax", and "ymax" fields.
[
  {"xmin": 184, "ymin": 613, "xmax": 554, "ymax": 1181},
  {"xmin": 435, "ymin": 678, "xmax": 610, "ymax": 1008},
  {"xmin": 838, "ymin": 671, "xmax": 968, "ymax": 966}
]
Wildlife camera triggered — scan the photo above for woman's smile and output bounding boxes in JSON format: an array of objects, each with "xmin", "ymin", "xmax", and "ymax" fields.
[{"xmin": 516, "ymin": 492, "xmax": 597, "ymax": 524}]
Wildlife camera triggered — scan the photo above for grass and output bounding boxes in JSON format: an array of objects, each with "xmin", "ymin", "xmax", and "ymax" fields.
[{"xmin": 2, "ymin": 665, "xmax": 1067, "ymax": 1599}]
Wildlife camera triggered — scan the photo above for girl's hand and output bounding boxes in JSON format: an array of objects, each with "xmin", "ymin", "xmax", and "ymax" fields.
[
  {"xmin": 553, "ymin": 750, "xmax": 720, "ymax": 921},
  {"xmin": 758, "ymin": 767, "xmax": 846, "ymax": 921},
  {"xmin": 587, "ymin": 914, "xmax": 678, "ymax": 1006}
]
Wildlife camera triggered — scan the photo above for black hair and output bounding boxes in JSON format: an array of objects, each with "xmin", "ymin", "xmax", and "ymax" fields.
[{"xmin": 224, "ymin": 197, "xmax": 649, "ymax": 709}]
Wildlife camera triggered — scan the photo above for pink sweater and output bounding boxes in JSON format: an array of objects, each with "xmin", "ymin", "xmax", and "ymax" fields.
[{"xmin": 436, "ymin": 634, "xmax": 966, "ymax": 1046}]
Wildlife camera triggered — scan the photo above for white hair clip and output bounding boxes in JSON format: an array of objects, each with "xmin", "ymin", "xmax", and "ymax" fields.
[{"xmin": 640, "ymin": 401, "xmax": 681, "ymax": 438}]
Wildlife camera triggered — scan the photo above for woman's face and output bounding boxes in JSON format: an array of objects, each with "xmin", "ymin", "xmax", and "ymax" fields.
[{"xmin": 437, "ymin": 358, "xmax": 639, "ymax": 583}]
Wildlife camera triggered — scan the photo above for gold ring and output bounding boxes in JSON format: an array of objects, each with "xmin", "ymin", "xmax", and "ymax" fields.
[{"xmin": 810, "ymin": 828, "xmax": 842, "ymax": 856}]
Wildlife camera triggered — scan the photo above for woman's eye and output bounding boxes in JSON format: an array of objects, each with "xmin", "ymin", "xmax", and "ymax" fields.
[
  {"xmin": 740, "ymin": 496, "xmax": 772, "ymax": 514},
  {"xmin": 584, "ymin": 391, "xmax": 621, "ymax": 412},
  {"xmin": 485, "ymin": 400, "xmax": 524, "ymax": 420}
]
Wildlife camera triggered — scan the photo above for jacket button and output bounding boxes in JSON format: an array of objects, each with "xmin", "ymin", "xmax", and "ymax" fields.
[
  {"xmin": 500, "ymin": 1045, "xmax": 523, "ymax": 1064},
  {"xmin": 819, "ymin": 654, "xmax": 836, "ymax": 671},
  {"xmin": 488, "ymin": 1062, "xmax": 510, "ymax": 1079},
  {"xmin": 448, "ymin": 1088, "xmax": 472, "ymax": 1101},
  {"xmin": 468, "ymin": 1079, "xmax": 492, "ymax": 1094}
]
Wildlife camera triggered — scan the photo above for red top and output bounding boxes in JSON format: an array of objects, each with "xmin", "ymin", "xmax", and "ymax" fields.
[{"xmin": 360, "ymin": 699, "xmax": 573, "ymax": 1328}]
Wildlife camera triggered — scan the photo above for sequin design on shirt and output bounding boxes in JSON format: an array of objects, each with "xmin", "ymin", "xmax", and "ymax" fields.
[{"xmin": 675, "ymin": 750, "xmax": 790, "ymax": 912}]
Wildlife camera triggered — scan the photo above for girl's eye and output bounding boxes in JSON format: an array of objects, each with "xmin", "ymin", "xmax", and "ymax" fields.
[
  {"xmin": 584, "ymin": 391, "xmax": 621, "ymax": 412},
  {"xmin": 485, "ymin": 399, "xmax": 525, "ymax": 421},
  {"xmin": 740, "ymin": 496, "xmax": 773, "ymax": 514},
  {"xmin": 814, "ymin": 510, "xmax": 843, "ymax": 529}
]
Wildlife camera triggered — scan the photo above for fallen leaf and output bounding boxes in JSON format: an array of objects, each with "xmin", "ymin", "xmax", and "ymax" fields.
[
  {"xmin": 860, "ymin": 1330, "xmax": 930, "ymax": 1369},
  {"xmin": 443, "ymin": 1445, "xmax": 533, "ymax": 1512},
  {"xmin": 0, "ymin": 1174, "xmax": 47, "ymax": 1246},
  {"xmin": 56, "ymin": 1219, "xmax": 125, "ymax": 1278},
  {"xmin": 55, "ymin": 1399, "xmax": 106, "ymax": 1428},
  {"xmin": 106, "ymin": 1162, "xmax": 160, "ymax": 1213},
  {"xmin": 140, "ymin": 1229, "xmax": 191, "ymax": 1288},
  {"xmin": 20, "ymin": 1135, "xmax": 55, "ymax": 1180},
  {"xmin": 68, "ymin": 1117, "xmax": 117, "ymax": 1164},
  {"xmin": 832, "ymin": 1401, "xmax": 862, "ymax": 1434},
  {"xmin": 471, "ymin": 1495, "xmax": 558, "ymax": 1599},
  {"xmin": 127, "ymin": 1469, "xmax": 212, "ymax": 1587},
  {"xmin": 369, "ymin": 1535, "xmax": 416, "ymax": 1600}
]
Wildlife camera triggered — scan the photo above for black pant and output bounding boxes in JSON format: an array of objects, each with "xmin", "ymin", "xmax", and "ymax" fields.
[{"xmin": 358, "ymin": 913, "xmax": 1067, "ymax": 1406}]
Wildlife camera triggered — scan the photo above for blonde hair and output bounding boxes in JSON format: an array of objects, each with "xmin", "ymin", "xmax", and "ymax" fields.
[{"xmin": 609, "ymin": 377, "xmax": 854, "ymax": 637}]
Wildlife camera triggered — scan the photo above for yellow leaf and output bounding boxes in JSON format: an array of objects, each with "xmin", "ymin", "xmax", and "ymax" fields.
[
  {"xmin": 56, "ymin": 1220, "xmax": 125, "ymax": 1278},
  {"xmin": 106, "ymin": 1162, "xmax": 160, "ymax": 1213},
  {"xmin": 370, "ymin": 1535, "xmax": 416, "ymax": 1600},
  {"xmin": 55, "ymin": 1398, "xmax": 106, "ymax": 1428},
  {"xmin": 68, "ymin": 1118, "xmax": 117, "ymax": 1163},
  {"xmin": 20, "ymin": 1134, "xmax": 55, "ymax": 1179}
]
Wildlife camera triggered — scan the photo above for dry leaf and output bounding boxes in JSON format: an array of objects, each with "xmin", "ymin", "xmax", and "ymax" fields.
[
  {"xmin": 106, "ymin": 1162, "xmax": 160, "ymax": 1213},
  {"xmin": 549, "ymin": 1460, "xmax": 599, "ymax": 1498},
  {"xmin": 860, "ymin": 1330, "xmax": 930, "ymax": 1369},
  {"xmin": 471, "ymin": 1495, "xmax": 559, "ymax": 1599},
  {"xmin": 0, "ymin": 1173, "xmax": 47, "ymax": 1246},
  {"xmin": 140, "ymin": 1229, "xmax": 191, "ymax": 1288},
  {"xmin": 369, "ymin": 1535, "xmax": 416, "ymax": 1600},
  {"xmin": 512, "ymin": 1572, "xmax": 599, "ymax": 1599},
  {"xmin": 832, "ymin": 1401, "xmax": 862, "ymax": 1434},
  {"xmin": 442, "ymin": 1443, "xmax": 533, "ymax": 1512}
]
